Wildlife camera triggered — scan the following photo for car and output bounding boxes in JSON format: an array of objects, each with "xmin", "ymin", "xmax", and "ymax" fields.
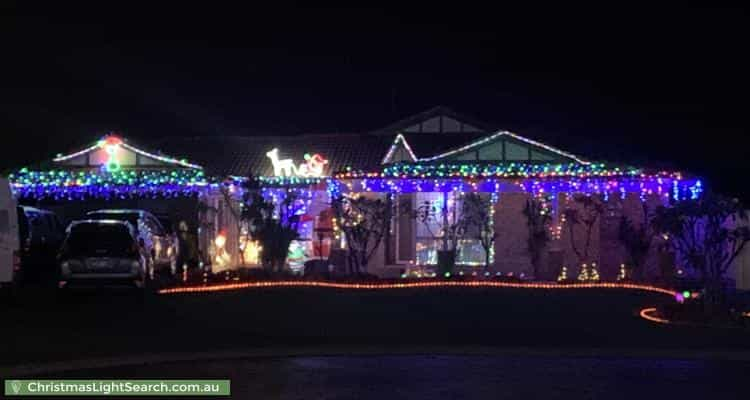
[
  {"xmin": 86, "ymin": 209, "xmax": 176, "ymax": 278},
  {"xmin": 0, "ymin": 178, "xmax": 21, "ymax": 289},
  {"xmin": 16, "ymin": 206, "xmax": 66, "ymax": 283},
  {"xmin": 58, "ymin": 220, "xmax": 147, "ymax": 289}
]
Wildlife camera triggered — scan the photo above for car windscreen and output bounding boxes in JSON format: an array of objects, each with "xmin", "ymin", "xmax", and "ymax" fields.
[
  {"xmin": 87, "ymin": 212, "xmax": 139, "ymax": 228},
  {"xmin": 63, "ymin": 224, "xmax": 136, "ymax": 258}
]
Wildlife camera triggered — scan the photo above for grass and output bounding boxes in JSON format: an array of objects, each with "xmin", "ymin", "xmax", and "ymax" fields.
[{"xmin": 1, "ymin": 285, "xmax": 749, "ymax": 367}]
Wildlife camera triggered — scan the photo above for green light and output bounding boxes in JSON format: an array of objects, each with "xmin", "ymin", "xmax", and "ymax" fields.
[
  {"xmin": 106, "ymin": 161, "xmax": 121, "ymax": 172},
  {"xmin": 682, "ymin": 290, "xmax": 691, "ymax": 299}
]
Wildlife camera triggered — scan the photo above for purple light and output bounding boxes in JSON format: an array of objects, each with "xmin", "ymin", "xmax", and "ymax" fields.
[{"xmin": 330, "ymin": 177, "xmax": 702, "ymax": 200}]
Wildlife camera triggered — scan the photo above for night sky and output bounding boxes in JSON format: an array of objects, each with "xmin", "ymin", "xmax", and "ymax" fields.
[{"xmin": 1, "ymin": 5, "xmax": 748, "ymax": 199}]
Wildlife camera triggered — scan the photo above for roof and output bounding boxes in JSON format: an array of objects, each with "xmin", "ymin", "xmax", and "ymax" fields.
[
  {"xmin": 147, "ymin": 128, "xmax": 592, "ymax": 177},
  {"xmin": 21, "ymin": 107, "xmax": 602, "ymax": 179},
  {"xmin": 370, "ymin": 106, "xmax": 496, "ymax": 135},
  {"xmin": 149, "ymin": 134, "xmax": 396, "ymax": 177},
  {"xmin": 366, "ymin": 106, "xmax": 501, "ymax": 159},
  {"xmin": 52, "ymin": 133, "xmax": 201, "ymax": 170}
]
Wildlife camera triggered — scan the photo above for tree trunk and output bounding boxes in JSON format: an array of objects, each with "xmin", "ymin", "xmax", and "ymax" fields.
[
  {"xmin": 360, "ymin": 250, "xmax": 368, "ymax": 275},
  {"xmin": 632, "ymin": 264, "xmax": 644, "ymax": 282},
  {"xmin": 703, "ymin": 279, "xmax": 724, "ymax": 314},
  {"xmin": 442, "ymin": 191, "xmax": 449, "ymax": 251},
  {"xmin": 437, "ymin": 249, "xmax": 456, "ymax": 275},
  {"xmin": 484, "ymin": 247, "xmax": 491, "ymax": 273},
  {"xmin": 347, "ymin": 253, "xmax": 356, "ymax": 275},
  {"xmin": 351, "ymin": 252, "xmax": 360, "ymax": 275}
]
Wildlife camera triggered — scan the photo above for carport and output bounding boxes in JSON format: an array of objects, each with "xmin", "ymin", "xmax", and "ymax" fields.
[{"xmin": 8, "ymin": 133, "xmax": 232, "ymax": 270}]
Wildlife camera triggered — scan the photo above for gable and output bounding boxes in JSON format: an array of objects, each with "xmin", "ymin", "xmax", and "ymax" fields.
[
  {"xmin": 418, "ymin": 131, "xmax": 589, "ymax": 164},
  {"xmin": 401, "ymin": 115, "xmax": 484, "ymax": 134},
  {"xmin": 382, "ymin": 134, "xmax": 417, "ymax": 164},
  {"xmin": 54, "ymin": 135, "xmax": 201, "ymax": 170},
  {"xmin": 374, "ymin": 106, "xmax": 493, "ymax": 136}
]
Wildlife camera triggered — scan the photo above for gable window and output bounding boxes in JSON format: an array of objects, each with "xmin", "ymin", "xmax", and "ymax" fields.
[
  {"xmin": 505, "ymin": 142, "xmax": 529, "ymax": 161},
  {"xmin": 531, "ymin": 150, "xmax": 556, "ymax": 161},
  {"xmin": 478, "ymin": 142, "xmax": 504, "ymax": 161},
  {"xmin": 421, "ymin": 117, "xmax": 441, "ymax": 133},
  {"xmin": 455, "ymin": 152, "xmax": 477, "ymax": 161}
]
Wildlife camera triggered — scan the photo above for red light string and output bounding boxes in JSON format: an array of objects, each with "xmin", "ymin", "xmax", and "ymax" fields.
[{"xmin": 158, "ymin": 280, "xmax": 678, "ymax": 296}]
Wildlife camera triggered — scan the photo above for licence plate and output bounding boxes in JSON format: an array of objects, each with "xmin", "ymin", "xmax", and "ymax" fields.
[{"xmin": 89, "ymin": 260, "xmax": 110, "ymax": 269}]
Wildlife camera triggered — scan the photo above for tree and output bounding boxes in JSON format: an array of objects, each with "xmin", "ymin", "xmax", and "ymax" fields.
[
  {"xmin": 523, "ymin": 197, "xmax": 551, "ymax": 279},
  {"xmin": 240, "ymin": 179, "xmax": 302, "ymax": 273},
  {"xmin": 618, "ymin": 203, "xmax": 656, "ymax": 281},
  {"xmin": 331, "ymin": 194, "xmax": 392, "ymax": 275},
  {"xmin": 563, "ymin": 194, "xmax": 604, "ymax": 279},
  {"xmin": 461, "ymin": 193, "xmax": 497, "ymax": 271},
  {"xmin": 652, "ymin": 193, "xmax": 750, "ymax": 307},
  {"xmin": 219, "ymin": 184, "xmax": 246, "ymax": 266}
]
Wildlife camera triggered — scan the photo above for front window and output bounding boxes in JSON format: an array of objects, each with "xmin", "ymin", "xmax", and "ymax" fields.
[{"xmin": 414, "ymin": 192, "xmax": 492, "ymax": 266}]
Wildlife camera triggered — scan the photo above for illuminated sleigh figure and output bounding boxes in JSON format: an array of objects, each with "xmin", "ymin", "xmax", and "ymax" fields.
[
  {"xmin": 266, "ymin": 148, "xmax": 329, "ymax": 177},
  {"xmin": 297, "ymin": 153, "xmax": 329, "ymax": 177}
]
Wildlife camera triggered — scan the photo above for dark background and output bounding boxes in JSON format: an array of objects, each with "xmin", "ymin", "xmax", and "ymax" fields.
[{"xmin": 1, "ymin": 4, "xmax": 748, "ymax": 199}]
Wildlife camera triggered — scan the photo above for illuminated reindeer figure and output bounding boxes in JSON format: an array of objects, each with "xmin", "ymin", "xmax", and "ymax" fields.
[{"xmin": 266, "ymin": 148, "xmax": 297, "ymax": 177}]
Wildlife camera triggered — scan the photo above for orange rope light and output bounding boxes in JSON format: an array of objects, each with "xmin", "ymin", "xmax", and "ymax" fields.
[
  {"xmin": 158, "ymin": 280, "xmax": 679, "ymax": 297},
  {"xmin": 639, "ymin": 307, "xmax": 671, "ymax": 324}
]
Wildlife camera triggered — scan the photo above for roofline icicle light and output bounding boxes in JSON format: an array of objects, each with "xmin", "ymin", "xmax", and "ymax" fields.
[{"xmin": 10, "ymin": 168, "xmax": 211, "ymax": 200}]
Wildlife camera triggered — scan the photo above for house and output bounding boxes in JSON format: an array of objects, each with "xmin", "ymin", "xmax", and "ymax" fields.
[{"xmin": 9, "ymin": 107, "xmax": 703, "ymax": 280}]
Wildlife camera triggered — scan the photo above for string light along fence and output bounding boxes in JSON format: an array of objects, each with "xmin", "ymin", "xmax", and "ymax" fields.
[
  {"xmin": 640, "ymin": 307, "xmax": 750, "ymax": 326},
  {"xmin": 161, "ymin": 280, "xmax": 750, "ymax": 327},
  {"xmin": 639, "ymin": 307, "xmax": 671, "ymax": 324},
  {"xmin": 158, "ymin": 280, "xmax": 678, "ymax": 296}
]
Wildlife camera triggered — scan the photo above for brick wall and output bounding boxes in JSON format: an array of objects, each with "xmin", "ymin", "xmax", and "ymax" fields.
[{"xmin": 493, "ymin": 192, "xmax": 532, "ymax": 275}]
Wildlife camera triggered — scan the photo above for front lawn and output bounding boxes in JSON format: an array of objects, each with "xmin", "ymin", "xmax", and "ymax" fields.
[{"xmin": 1, "ymin": 286, "xmax": 748, "ymax": 367}]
